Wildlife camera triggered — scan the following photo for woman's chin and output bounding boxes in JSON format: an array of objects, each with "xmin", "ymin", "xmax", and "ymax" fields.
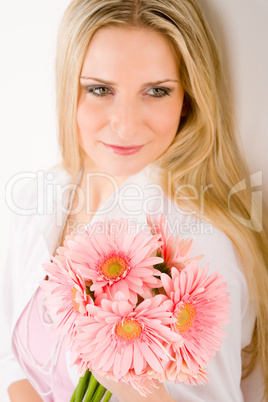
[{"xmin": 93, "ymin": 162, "xmax": 148, "ymax": 179}]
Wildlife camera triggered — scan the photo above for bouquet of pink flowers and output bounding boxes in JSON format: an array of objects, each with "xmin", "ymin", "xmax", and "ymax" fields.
[{"xmin": 40, "ymin": 215, "xmax": 231, "ymax": 401}]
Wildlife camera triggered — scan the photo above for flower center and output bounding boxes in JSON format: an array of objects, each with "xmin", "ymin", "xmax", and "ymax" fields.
[
  {"xmin": 115, "ymin": 319, "xmax": 142, "ymax": 341},
  {"xmin": 101, "ymin": 256, "xmax": 127, "ymax": 280},
  {"xmin": 176, "ymin": 303, "xmax": 196, "ymax": 333},
  {"xmin": 71, "ymin": 287, "xmax": 80, "ymax": 312}
]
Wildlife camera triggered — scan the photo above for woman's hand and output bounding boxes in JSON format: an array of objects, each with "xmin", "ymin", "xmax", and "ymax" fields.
[
  {"xmin": 8, "ymin": 380, "xmax": 43, "ymax": 402},
  {"xmin": 92, "ymin": 372, "xmax": 176, "ymax": 402}
]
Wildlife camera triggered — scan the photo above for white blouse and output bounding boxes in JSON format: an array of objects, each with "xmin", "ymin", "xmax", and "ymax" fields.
[{"xmin": 0, "ymin": 164, "xmax": 264, "ymax": 401}]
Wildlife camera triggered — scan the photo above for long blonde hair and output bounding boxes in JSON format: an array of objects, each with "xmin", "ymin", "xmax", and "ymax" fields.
[{"xmin": 56, "ymin": 0, "xmax": 268, "ymax": 399}]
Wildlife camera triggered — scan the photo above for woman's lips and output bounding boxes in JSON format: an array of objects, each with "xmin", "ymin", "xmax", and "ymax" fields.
[{"xmin": 103, "ymin": 143, "xmax": 144, "ymax": 155}]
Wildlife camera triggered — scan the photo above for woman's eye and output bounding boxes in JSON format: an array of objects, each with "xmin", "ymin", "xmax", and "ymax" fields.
[
  {"xmin": 147, "ymin": 87, "xmax": 171, "ymax": 98},
  {"xmin": 86, "ymin": 86, "xmax": 112, "ymax": 96},
  {"xmin": 83, "ymin": 85, "xmax": 171, "ymax": 98}
]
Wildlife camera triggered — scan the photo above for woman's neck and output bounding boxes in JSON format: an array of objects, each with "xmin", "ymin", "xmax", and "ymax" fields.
[
  {"xmin": 76, "ymin": 157, "xmax": 128, "ymax": 217},
  {"xmin": 80, "ymin": 169, "xmax": 127, "ymax": 215}
]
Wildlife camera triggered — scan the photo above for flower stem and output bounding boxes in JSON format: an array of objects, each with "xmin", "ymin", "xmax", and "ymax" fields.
[
  {"xmin": 102, "ymin": 391, "xmax": 112, "ymax": 402},
  {"xmin": 74, "ymin": 370, "xmax": 90, "ymax": 402},
  {"xmin": 83, "ymin": 373, "xmax": 99, "ymax": 401},
  {"xmin": 70, "ymin": 389, "xmax": 76, "ymax": 402},
  {"xmin": 91, "ymin": 384, "xmax": 107, "ymax": 402}
]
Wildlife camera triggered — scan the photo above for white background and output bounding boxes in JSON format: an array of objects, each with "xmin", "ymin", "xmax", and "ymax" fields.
[{"xmin": 0, "ymin": 0, "xmax": 267, "ymax": 400}]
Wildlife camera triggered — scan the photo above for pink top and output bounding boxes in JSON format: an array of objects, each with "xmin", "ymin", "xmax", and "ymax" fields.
[{"xmin": 12, "ymin": 286, "xmax": 74, "ymax": 401}]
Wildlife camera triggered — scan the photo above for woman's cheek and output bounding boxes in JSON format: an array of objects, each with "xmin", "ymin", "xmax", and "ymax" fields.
[
  {"xmin": 77, "ymin": 98, "xmax": 108, "ymax": 137},
  {"xmin": 145, "ymin": 107, "xmax": 179, "ymax": 143}
]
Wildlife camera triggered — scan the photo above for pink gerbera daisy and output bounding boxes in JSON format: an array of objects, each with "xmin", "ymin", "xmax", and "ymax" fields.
[
  {"xmin": 147, "ymin": 214, "xmax": 202, "ymax": 275},
  {"xmin": 40, "ymin": 256, "xmax": 97, "ymax": 346},
  {"xmin": 146, "ymin": 360, "xmax": 208, "ymax": 385},
  {"xmin": 105, "ymin": 369, "xmax": 160, "ymax": 396},
  {"xmin": 57, "ymin": 218, "xmax": 163, "ymax": 304},
  {"xmin": 73, "ymin": 292, "xmax": 181, "ymax": 382},
  {"xmin": 161, "ymin": 262, "xmax": 231, "ymax": 379}
]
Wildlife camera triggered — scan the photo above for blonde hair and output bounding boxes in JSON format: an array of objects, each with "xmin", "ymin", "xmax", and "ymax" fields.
[{"xmin": 56, "ymin": 0, "xmax": 268, "ymax": 399}]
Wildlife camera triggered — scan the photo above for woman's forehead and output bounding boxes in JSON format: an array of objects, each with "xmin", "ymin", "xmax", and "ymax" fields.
[{"xmin": 80, "ymin": 26, "xmax": 180, "ymax": 82}]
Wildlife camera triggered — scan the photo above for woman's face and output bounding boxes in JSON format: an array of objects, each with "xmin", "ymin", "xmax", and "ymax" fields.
[{"xmin": 77, "ymin": 26, "xmax": 184, "ymax": 177}]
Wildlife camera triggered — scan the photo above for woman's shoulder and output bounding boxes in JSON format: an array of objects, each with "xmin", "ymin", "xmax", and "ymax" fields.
[
  {"xmin": 131, "ymin": 166, "xmax": 241, "ymax": 273},
  {"xmin": 6, "ymin": 164, "xmax": 73, "ymax": 255},
  {"xmin": 6, "ymin": 164, "xmax": 71, "ymax": 237},
  {"xmin": 8, "ymin": 164, "xmax": 71, "ymax": 212},
  {"xmin": 163, "ymin": 199, "xmax": 244, "ymax": 280}
]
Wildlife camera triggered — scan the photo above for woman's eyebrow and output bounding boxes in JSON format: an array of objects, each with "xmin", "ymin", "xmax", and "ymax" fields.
[
  {"xmin": 80, "ymin": 76, "xmax": 179, "ymax": 86},
  {"xmin": 80, "ymin": 76, "xmax": 116, "ymax": 85},
  {"xmin": 141, "ymin": 79, "xmax": 179, "ymax": 86}
]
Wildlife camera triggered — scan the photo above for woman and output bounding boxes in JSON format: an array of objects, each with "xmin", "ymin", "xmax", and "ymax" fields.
[{"xmin": 1, "ymin": 0, "xmax": 268, "ymax": 401}]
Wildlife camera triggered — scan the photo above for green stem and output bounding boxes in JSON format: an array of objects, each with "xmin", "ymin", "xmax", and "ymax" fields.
[
  {"xmin": 102, "ymin": 391, "xmax": 112, "ymax": 402},
  {"xmin": 74, "ymin": 370, "xmax": 91, "ymax": 402},
  {"xmin": 83, "ymin": 373, "xmax": 99, "ymax": 402},
  {"xmin": 91, "ymin": 384, "xmax": 107, "ymax": 402},
  {"xmin": 70, "ymin": 388, "xmax": 76, "ymax": 402}
]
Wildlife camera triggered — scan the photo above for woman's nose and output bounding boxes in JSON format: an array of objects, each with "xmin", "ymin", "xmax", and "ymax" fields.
[{"xmin": 110, "ymin": 97, "xmax": 140, "ymax": 141}]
